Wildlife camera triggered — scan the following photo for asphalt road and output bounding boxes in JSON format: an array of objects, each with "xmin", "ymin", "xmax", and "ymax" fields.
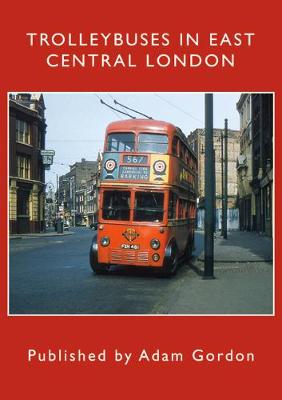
[
  {"xmin": 9, "ymin": 229, "xmax": 273, "ymax": 315},
  {"xmin": 9, "ymin": 228, "xmax": 204, "ymax": 315}
]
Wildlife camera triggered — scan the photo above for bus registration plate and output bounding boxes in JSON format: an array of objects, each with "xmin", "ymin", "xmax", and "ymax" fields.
[{"xmin": 121, "ymin": 244, "xmax": 140, "ymax": 250}]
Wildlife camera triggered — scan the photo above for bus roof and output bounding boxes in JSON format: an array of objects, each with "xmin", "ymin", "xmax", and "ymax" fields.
[
  {"xmin": 106, "ymin": 119, "xmax": 178, "ymax": 134},
  {"xmin": 105, "ymin": 119, "xmax": 197, "ymax": 159}
]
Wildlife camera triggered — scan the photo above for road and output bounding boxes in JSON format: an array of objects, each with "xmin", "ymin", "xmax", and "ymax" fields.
[
  {"xmin": 9, "ymin": 228, "xmax": 204, "ymax": 314},
  {"xmin": 9, "ymin": 228, "xmax": 273, "ymax": 315}
]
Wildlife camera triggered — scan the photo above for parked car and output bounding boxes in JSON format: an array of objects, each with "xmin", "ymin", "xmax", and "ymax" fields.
[{"xmin": 89, "ymin": 222, "xmax": 98, "ymax": 230}]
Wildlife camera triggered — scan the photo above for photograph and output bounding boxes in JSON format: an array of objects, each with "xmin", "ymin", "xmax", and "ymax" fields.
[
  {"xmin": 1, "ymin": 1, "xmax": 281, "ymax": 399},
  {"xmin": 8, "ymin": 92, "xmax": 274, "ymax": 315}
]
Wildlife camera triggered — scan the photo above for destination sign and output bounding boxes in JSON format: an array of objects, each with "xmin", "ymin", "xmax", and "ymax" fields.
[
  {"xmin": 123, "ymin": 155, "xmax": 148, "ymax": 165},
  {"xmin": 119, "ymin": 166, "xmax": 150, "ymax": 180}
]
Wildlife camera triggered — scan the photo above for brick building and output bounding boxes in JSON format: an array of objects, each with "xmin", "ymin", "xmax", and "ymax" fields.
[
  {"xmin": 237, "ymin": 93, "xmax": 273, "ymax": 236},
  {"xmin": 58, "ymin": 158, "xmax": 98, "ymax": 225},
  {"xmin": 236, "ymin": 94, "xmax": 253, "ymax": 231},
  {"xmin": 9, "ymin": 93, "xmax": 47, "ymax": 233},
  {"xmin": 187, "ymin": 128, "xmax": 240, "ymax": 209}
]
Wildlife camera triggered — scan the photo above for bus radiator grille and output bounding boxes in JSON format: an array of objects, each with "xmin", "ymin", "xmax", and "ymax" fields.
[{"xmin": 110, "ymin": 249, "xmax": 149, "ymax": 263}]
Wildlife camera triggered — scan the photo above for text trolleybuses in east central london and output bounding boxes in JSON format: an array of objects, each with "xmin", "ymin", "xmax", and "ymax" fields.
[{"xmin": 89, "ymin": 119, "xmax": 197, "ymax": 276}]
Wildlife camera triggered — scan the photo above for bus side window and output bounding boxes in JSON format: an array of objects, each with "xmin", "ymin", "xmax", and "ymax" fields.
[
  {"xmin": 168, "ymin": 191, "xmax": 177, "ymax": 219},
  {"xmin": 172, "ymin": 136, "xmax": 179, "ymax": 156},
  {"xmin": 180, "ymin": 142, "xmax": 185, "ymax": 161},
  {"xmin": 178, "ymin": 198, "xmax": 188, "ymax": 220}
]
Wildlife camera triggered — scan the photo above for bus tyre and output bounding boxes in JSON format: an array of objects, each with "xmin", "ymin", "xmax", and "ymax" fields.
[
  {"xmin": 92, "ymin": 263, "xmax": 109, "ymax": 275},
  {"xmin": 184, "ymin": 241, "xmax": 192, "ymax": 261},
  {"xmin": 89, "ymin": 233, "xmax": 109, "ymax": 275},
  {"xmin": 161, "ymin": 240, "xmax": 179, "ymax": 277}
]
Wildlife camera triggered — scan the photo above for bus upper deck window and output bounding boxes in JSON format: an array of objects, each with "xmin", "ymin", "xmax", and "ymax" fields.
[
  {"xmin": 102, "ymin": 190, "xmax": 130, "ymax": 221},
  {"xmin": 138, "ymin": 133, "xmax": 168, "ymax": 153},
  {"xmin": 172, "ymin": 136, "xmax": 179, "ymax": 156},
  {"xmin": 134, "ymin": 192, "xmax": 164, "ymax": 222},
  {"xmin": 106, "ymin": 132, "xmax": 135, "ymax": 152}
]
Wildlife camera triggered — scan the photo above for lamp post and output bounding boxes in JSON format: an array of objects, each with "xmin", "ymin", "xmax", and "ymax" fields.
[
  {"xmin": 204, "ymin": 93, "xmax": 215, "ymax": 279},
  {"xmin": 223, "ymin": 119, "xmax": 228, "ymax": 239}
]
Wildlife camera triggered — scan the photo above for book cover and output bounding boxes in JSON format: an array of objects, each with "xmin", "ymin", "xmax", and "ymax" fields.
[{"xmin": 1, "ymin": 1, "xmax": 279, "ymax": 398}]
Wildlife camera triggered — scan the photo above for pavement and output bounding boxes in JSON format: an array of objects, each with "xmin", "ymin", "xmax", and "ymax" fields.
[
  {"xmin": 154, "ymin": 230, "xmax": 274, "ymax": 314},
  {"xmin": 9, "ymin": 230, "xmax": 74, "ymax": 240},
  {"xmin": 196, "ymin": 230, "xmax": 273, "ymax": 263}
]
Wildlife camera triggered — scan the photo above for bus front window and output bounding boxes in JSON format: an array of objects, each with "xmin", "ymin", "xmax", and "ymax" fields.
[
  {"xmin": 138, "ymin": 133, "xmax": 168, "ymax": 153},
  {"xmin": 106, "ymin": 132, "xmax": 135, "ymax": 152},
  {"xmin": 134, "ymin": 192, "xmax": 164, "ymax": 222},
  {"xmin": 102, "ymin": 191, "xmax": 130, "ymax": 221}
]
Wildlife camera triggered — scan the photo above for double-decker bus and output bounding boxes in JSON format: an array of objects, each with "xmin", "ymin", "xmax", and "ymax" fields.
[{"xmin": 90, "ymin": 119, "xmax": 197, "ymax": 276}]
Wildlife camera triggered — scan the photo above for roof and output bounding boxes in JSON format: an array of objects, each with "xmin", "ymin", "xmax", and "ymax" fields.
[{"xmin": 106, "ymin": 119, "xmax": 177, "ymax": 134}]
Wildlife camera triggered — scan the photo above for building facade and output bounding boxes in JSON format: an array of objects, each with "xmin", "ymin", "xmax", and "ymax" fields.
[
  {"xmin": 236, "ymin": 94, "xmax": 253, "ymax": 231},
  {"xmin": 58, "ymin": 158, "xmax": 98, "ymax": 226},
  {"xmin": 85, "ymin": 175, "xmax": 99, "ymax": 226},
  {"xmin": 187, "ymin": 128, "xmax": 240, "ymax": 209},
  {"xmin": 237, "ymin": 93, "xmax": 273, "ymax": 236},
  {"xmin": 9, "ymin": 93, "xmax": 47, "ymax": 233}
]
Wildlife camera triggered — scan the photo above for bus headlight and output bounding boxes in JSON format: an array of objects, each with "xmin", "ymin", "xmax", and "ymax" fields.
[
  {"xmin": 152, "ymin": 253, "xmax": 160, "ymax": 262},
  {"xmin": 150, "ymin": 238, "xmax": 160, "ymax": 249},
  {"xmin": 101, "ymin": 236, "xmax": 110, "ymax": 247}
]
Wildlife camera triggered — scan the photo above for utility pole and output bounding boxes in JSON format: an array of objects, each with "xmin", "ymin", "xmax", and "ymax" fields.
[
  {"xmin": 223, "ymin": 119, "xmax": 228, "ymax": 239},
  {"xmin": 221, "ymin": 129, "xmax": 224, "ymax": 236},
  {"xmin": 204, "ymin": 94, "xmax": 214, "ymax": 279},
  {"xmin": 56, "ymin": 174, "xmax": 59, "ymax": 214}
]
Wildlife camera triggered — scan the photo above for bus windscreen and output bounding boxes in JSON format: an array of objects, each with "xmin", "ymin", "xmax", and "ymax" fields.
[
  {"xmin": 138, "ymin": 133, "xmax": 168, "ymax": 153},
  {"xmin": 106, "ymin": 132, "xmax": 135, "ymax": 152},
  {"xmin": 102, "ymin": 191, "xmax": 130, "ymax": 220},
  {"xmin": 134, "ymin": 192, "xmax": 164, "ymax": 222}
]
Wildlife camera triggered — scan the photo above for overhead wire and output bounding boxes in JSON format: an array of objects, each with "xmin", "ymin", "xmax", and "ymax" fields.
[
  {"xmin": 94, "ymin": 93, "xmax": 122, "ymax": 120},
  {"xmin": 154, "ymin": 93, "xmax": 203, "ymax": 124}
]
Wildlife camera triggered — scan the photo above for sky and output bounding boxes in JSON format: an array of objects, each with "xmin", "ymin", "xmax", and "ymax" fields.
[{"xmin": 44, "ymin": 92, "xmax": 241, "ymax": 187}]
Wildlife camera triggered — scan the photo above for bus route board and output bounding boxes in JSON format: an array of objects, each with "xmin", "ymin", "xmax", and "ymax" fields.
[{"xmin": 119, "ymin": 166, "xmax": 150, "ymax": 180}]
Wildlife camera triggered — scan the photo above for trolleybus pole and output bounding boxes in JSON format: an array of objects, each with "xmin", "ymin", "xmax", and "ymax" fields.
[
  {"xmin": 204, "ymin": 94, "xmax": 215, "ymax": 279},
  {"xmin": 221, "ymin": 129, "xmax": 224, "ymax": 236},
  {"xmin": 223, "ymin": 118, "xmax": 228, "ymax": 239}
]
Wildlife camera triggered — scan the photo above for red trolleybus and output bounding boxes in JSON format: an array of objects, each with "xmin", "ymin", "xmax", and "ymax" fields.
[{"xmin": 90, "ymin": 119, "xmax": 197, "ymax": 276}]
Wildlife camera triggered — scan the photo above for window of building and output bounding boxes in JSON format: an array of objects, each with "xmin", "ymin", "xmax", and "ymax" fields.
[
  {"xmin": 38, "ymin": 132, "xmax": 43, "ymax": 149},
  {"xmin": 17, "ymin": 155, "xmax": 31, "ymax": 179},
  {"xmin": 134, "ymin": 191, "xmax": 164, "ymax": 222},
  {"xmin": 102, "ymin": 190, "xmax": 130, "ymax": 221},
  {"xmin": 266, "ymin": 186, "xmax": 271, "ymax": 219},
  {"xmin": 16, "ymin": 119, "xmax": 31, "ymax": 144},
  {"xmin": 17, "ymin": 189, "xmax": 30, "ymax": 216},
  {"xmin": 138, "ymin": 133, "xmax": 168, "ymax": 153}
]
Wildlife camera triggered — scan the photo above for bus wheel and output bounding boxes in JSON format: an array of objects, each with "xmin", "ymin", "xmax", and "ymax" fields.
[
  {"xmin": 89, "ymin": 233, "xmax": 109, "ymax": 275},
  {"xmin": 161, "ymin": 240, "xmax": 179, "ymax": 277},
  {"xmin": 92, "ymin": 263, "xmax": 109, "ymax": 275},
  {"xmin": 184, "ymin": 241, "xmax": 192, "ymax": 261}
]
